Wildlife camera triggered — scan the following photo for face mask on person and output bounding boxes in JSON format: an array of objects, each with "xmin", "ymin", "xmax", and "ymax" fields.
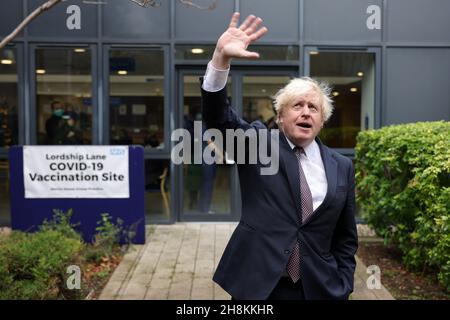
[{"xmin": 53, "ymin": 109, "xmax": 64, "ymax": 117}]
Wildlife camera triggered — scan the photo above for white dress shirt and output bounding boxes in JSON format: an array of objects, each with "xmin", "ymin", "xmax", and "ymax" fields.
[
  {"xmin": 284, "ymin": 137, "xmax": 328, "ymax": 212},
  {"xmin": 202, "ymin": 62, "xmax": 230, "ymax": 92},
  {"xmin": 203, "ymin": 61, "xmax": 328, "ymax": 211}
]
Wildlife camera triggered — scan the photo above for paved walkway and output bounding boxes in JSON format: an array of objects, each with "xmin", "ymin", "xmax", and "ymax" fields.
[{"xmin": 99, "ymin": 223, "xmax": 394, "ymax": 300}]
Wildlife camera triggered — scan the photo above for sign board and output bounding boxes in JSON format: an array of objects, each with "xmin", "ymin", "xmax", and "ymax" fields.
[
  {"xmin": 9, "ymin": 145, "xmax": 145, "ymax": 244},
  {"xmin": 23, "ymin": 146, "xmax": 129, "ymax": 199}
]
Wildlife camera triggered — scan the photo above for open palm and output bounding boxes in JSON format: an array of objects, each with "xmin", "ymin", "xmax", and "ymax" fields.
[{"xmin": 215, "ymin": 13, "xmax": 268, "ymax": 61}]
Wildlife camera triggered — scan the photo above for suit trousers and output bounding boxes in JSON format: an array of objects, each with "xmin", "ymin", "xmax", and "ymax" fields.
[
  {"xmin": 267, "ymin": 276, "xmax": 306, "ymax": 300},
  {"xmin": 231, "ymin": 276, "xmax": 305, "ymax": 300}
]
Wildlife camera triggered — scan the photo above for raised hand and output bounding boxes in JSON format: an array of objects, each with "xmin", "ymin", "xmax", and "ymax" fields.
[{"xmin": 212, "ymin": 12, "xmax": 268, "ymax": 69}]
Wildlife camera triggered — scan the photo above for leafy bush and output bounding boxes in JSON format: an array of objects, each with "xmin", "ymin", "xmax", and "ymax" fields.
[
  {"xmin": 355, "ymin": 121, "xmax": 450, "ymax": 291},
  {"xmin": 84, "ymin": 213, "xmax": 123, "ymax": 264},
  {"xmin": 40, "ymin": 208, "xmax": 82, "ymax": 241},
  {"xmin": 0, "ymin": 229, "xmax": 83, "ymax": 299},
  {"xmin": 0, "ymin": 209, "xmax": 125, "ymax": 299}
]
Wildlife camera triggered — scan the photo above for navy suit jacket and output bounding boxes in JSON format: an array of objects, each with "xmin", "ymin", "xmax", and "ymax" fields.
[{"xmin": 201, "ymin": 82, "xmax": 358, "ymax": 300}]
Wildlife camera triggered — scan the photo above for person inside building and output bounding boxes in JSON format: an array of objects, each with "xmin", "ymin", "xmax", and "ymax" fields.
[
  {"xmin": 201, "ymin": 12, "xmax": 358, "ymax": 300},
  {"xmin": 45, "ymin": 100, "xmax": 65, "ymax": 145},
  {"xmin": 61, "ymin": 112, "xmax": 83, "ymax": 145}
]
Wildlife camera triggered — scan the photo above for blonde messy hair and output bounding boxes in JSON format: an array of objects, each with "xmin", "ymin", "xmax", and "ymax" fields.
[{"xmin": 273, "ymin": 77, "xmax": 334, "ymax": 123}]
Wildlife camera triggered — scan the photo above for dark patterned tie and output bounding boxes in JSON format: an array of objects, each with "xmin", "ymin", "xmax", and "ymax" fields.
[{"xmin": 286, "ymin": 147, "xmax": 314, "ymax": 283}]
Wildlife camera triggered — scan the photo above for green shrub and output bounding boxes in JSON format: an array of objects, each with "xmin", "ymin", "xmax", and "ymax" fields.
[
  {"xmin": 355, "ymin": 121, "xmax": 450, "ymax": 291},
  {"xmin": 0, "ymin": 230, "xmax": 83, "ymax": 299},
  {"xmin": 0, "ymin": 210, "xmax": 125, "ymax": 299},
  {"xmin": 40, "ymin": 208, "xmax": 82, "ymax": 242},
  {"xmin": 84, "ymin": 213, "xmax": 123, "ymax": 264}
]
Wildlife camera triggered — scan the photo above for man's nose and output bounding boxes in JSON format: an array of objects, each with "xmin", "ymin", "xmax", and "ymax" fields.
[{"xmin": 301, "ymin": 106, "xmax": 311, "ymax": 117}]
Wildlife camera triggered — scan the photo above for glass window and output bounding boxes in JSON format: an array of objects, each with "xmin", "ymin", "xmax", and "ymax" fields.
[
  {"xmin": 243, "ymin": 75, "xmax": 292, "ymax": 128},
  {"xmin": 36, "ymin": 48, "xmax": 93, "ymax": 145},
  {"xmin": 109, "ymin": 50, "xmax": 165, "ymax": 149},
  {"xmin": 247, "ymin": 45, "xmax": 299, "ymax": 61},
  {"xmin": 175, "ymin": 45, "xmax": 215, "ymax": 60},
  {"xmin": 309, "ymin": 51, "xmax": 376, "ymax": 149},
  {"xmin": 145, "ymin": 159, "xmax": 171, "ymax": 220},
  {"xmin": 0, "ymin": 159, "xmax": 10, "ymax": 226},
  {"xmin": 0, "ymin": 48, "xmax": 19, "ymax": 147},
  {"xmin": 175, "ymin": 45, "xmax": 298, "ymax": 62},
  {"xmin": 182, "ymin": 75, "xmax": 232, "ymax": 216}
]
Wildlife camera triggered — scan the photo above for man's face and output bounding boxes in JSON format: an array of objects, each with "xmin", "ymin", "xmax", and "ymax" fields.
[{"xmin": 278, "ymin": 88, "xmax": 324, "ymax": 147}]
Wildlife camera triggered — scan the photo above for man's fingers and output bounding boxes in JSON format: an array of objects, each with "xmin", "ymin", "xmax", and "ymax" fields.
[
  {"xmin": 249, "ymin": 26, "xmax": 268, "ymax": 42},
  {"xmin": 241, "ymin": 51, "xmax": 260, "ymax": 59},
  {"xmin": 245, "ymin": 17, "xmax": 263, "ymax": 35},
  {"xmin": 239, "ymin": 15, "xmax": 256, "ymax": 31},
  {"xmin": 229, "ymin": 12, "xmax": 240, "ymax": 28}
]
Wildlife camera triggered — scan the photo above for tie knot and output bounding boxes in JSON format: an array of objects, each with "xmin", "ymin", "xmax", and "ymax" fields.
[{"xmin": 294, "ymin": 147, "xmax": 305, "ymax": 156}]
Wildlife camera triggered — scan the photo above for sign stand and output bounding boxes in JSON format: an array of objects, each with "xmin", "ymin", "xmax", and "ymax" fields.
[{"xmin": 9, "ymin": 145, "xmax": 146, "ymax": 244}]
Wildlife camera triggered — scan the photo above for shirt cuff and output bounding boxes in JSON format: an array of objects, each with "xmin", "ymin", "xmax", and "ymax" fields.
[{"xmin": 202, "ymin": 61, "xmax": 230, "ymax": 92}]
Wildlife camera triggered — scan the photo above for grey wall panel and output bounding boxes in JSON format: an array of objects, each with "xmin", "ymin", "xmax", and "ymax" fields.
[
  {"xmin": 387, "ymin": 0, "xmax": 450, "ymax": 43},
  {"xmin": 0, "ymin": 0, "xmax": 23, "ymax": 37},
  {"xmin": 27, "ymin": 0, "xmax": 97, "ymax": 38},
  {"xmin": 385, "ymin": 48, "xmax": 450, "ymax": 125},
  {"xmin": 304, "ymin": 0, "xmax": 382, "ymax": 43},
  {"xmin": 239, "ymin": 0, "xmax": 299, "ymax": 41},
  {"xmin": 102, "ymin": 0, "xmax": 169, "ymax": 39},
  {"xmin": 175, "ymin": 0, "xmax": 234, "ymax": 40}
]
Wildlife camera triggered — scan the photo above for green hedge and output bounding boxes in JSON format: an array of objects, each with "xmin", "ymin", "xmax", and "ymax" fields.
[
  {"xmin": 0, "ymin": 230, "xmax": 83, "ymax": 299},
  {"xmin": 355, "ymin": 121, "xmax": 450, "ymax": 291},
  {"xmin": 0, "ymin": 210, "xmax": 124, "ymax": 299}
]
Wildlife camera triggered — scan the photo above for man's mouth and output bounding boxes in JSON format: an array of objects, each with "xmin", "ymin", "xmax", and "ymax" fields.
[{"xmin": 296, "ymin": 122, "xmax": 312, "ymax": 129}]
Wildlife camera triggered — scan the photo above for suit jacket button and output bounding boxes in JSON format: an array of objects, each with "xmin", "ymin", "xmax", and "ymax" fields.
[{"xmin": 284, "ymin": 250, "xmax": 290, "ymax": 254}]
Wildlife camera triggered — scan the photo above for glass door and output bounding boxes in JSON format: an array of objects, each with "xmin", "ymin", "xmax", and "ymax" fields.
[
  {"xmin": 177, "ymin": 70, "xmax": 236, "ymax": 221},
  {"xmin": 241, "ymin": 73, "xmax": 296, "ymax": 127},
  {"xmin": 177, "ymin": 69, "xmax": 297, "ymax": 222}
]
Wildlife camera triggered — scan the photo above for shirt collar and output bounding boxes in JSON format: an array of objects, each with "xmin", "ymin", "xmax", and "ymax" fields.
[{"xmin": 284, "ymin": 136, "xmax": 317, "ymax": 160}]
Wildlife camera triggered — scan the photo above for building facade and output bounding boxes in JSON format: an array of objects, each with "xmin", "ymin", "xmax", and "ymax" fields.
[{"xmin": 0, "ymin": 0, "xmax": 449, "ymax": 226}]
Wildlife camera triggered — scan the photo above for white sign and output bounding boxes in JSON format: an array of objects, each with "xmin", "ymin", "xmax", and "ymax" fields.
[{"xmin": 23, "ymin": 146, "xmax": 129, "ymax": 198}]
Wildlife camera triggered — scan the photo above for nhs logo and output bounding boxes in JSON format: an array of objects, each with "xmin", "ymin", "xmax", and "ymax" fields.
[{"xmin": 109, "ymin": 147, "xmax": 126, "ymax": 156}]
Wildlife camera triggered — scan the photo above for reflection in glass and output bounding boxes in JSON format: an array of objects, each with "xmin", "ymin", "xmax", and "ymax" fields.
[
  {"xmin": 0, "ymin": 159, "xmax": 10, "ymax": 226},
  {"xmin": 247, "ymin": 45, "xmax": 299, "ymax": 61},
  {"xmin": 0, "ymin": 48, "xmax": 19, "ymax": 147},
  {"xmin": 36, "ymin": 48, "xmax": 92, "ymax": 145},
  {"xmin": 145, "ymin": 159, "xmax": 170, "ymax": 220},
  {"xmin": 175, "ymin": 45, "xmax": 215, "ymax": 60},
  {"xmin": 109, "ymin": 50, "xmax": 165, "ymax": 149},
  {"xmin": 182, "ymin": 75, "xmax": 231, "ymax": 215},
  {"xmin": 175, "ymin": 45, "xmax": 298, "ymax": 61},
  {"xmin": 243, "ymin": 76, "xmax": 291, "ymax": 129},
  {"xmin": 310, "ymin": 51, "xmax": 375, "ymax": 148}
]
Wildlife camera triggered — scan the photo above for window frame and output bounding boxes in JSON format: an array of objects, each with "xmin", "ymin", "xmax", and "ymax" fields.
[
  {"xmin": 303, "ymin": 46, "xmax": 382, "ymax": 157},
  {"xmin": 102, "ymin": 45, "xmax": 170, "ymax": 155},
  {"xmin": 29, "ymin": 43, "xmax": 98, "ymax": 145},
  {"xmin": 0, "ymin": 43, "xmax": 23, "ymax": 157}
]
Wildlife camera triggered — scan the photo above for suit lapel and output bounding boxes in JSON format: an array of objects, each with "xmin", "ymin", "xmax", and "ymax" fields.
[
  {"xmin": 279, "ymin": 133, "xmax": 302, "ymax": 224},
  {"xmin": 302, "ymin": 137, "xmax": 338, "ymax": 226},
  {"xmin": 278, "ymin": 135, "xmax": 338, "ymax": 226}
]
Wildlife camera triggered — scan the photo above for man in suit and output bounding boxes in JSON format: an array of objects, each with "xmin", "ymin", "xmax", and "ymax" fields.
[{"xmin": 201, "ymin": 12, "xmax": 358, "ymax": 300}]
